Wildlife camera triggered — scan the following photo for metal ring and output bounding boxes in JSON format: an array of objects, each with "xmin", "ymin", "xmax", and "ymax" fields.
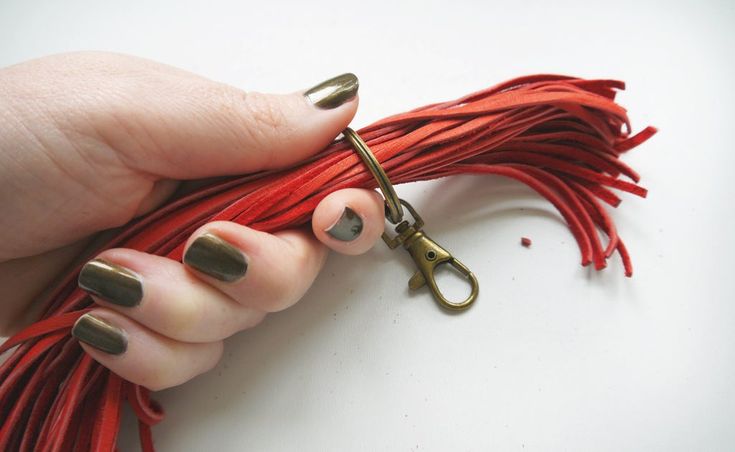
[{"xmin": 342, "ymin": 127, "xmax": 404, "ymax": 224}]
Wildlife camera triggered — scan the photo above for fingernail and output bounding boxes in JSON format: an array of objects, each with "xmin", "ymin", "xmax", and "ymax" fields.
[
  {"xmin": 183, "ymin": 233, "xmax": 248, "ymax": 282},
  {"xmin": 326, "ymin": 206, "xmax": 363, "ymax": 242},
  {"xmin": 72, "ymin": 313, "xmax": 127, "ymax": 355},
  {"xmin": 78, "ymin": 259, "xmax": 143, "ymax": 307},
  {"xmin": 304, "ymin": 73, "xmax": 359, "ymax": 109}
]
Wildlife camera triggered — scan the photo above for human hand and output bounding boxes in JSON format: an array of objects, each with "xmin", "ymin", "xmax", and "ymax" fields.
[{"xmin": 0, "ymin": 52, "xmax": 385, "ymax": 390}]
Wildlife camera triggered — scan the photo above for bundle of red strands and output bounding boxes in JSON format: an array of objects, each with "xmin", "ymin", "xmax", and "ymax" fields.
[{"xmin": 0, "ymin": 74, "xmax": 655, "ymax": 451}]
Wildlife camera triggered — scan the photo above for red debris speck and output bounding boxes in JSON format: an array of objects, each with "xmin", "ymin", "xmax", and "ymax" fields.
[{"xmin": 521, "ymin": 237, "xmax": 532, "ymax": 247}]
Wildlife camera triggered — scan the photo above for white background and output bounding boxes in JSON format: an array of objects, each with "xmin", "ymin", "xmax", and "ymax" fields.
[{"xmin": 1, "ymin": 1, "xmax": 734, "ymax": 451}]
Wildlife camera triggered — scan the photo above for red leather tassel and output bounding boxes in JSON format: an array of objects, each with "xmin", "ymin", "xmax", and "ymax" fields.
[{"xmin": 0, "ymin": 75, "xmax": 655, "ymax": 451}]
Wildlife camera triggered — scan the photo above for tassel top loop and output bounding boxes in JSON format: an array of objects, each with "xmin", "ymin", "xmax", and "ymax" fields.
[{"xmin": 342, "ymin": 127, "xmax": 404, "ymax": 224}]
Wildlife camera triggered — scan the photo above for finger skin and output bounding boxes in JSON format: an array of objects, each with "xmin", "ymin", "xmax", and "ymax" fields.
[
  {"xmin": 0, "ymin": 53, "xmax": 360, "ymax": 336},
  {"xmin": 312, "ymin": 188, "xmax": 386, "ymax": 255},
  {"xmin": 183, "ymin": 221, "xmax": 328, "ymax": 313},
  {"xmin": 83, "ymin": 249, "xmax": 266, "ymax": 343},
  {"xmin": 0, "ymin": 52, "xmax": 359, "ymax": 260},
  {"xmin": 0, "ymin": 238, "xmax": 90, "ymax": 336},
  {"xmin": 78, "ymin": 308, "xmax": 223, "ymax": 391},
  {"xmin": 0, "ymin": 52, "xmax": 359, "ymax": 179}
]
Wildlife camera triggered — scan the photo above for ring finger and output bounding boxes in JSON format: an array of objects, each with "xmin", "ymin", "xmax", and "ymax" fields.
[{"xmin": 78, "ymin": 249, "xmax": 265, "ymax": 343}]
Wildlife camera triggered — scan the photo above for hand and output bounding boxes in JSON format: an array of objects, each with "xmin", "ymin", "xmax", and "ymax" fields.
[{"xmin": 0, "ymin": 52, "xmax": 385, "ymax": 390}]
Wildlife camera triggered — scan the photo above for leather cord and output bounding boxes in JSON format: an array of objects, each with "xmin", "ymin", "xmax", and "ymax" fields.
[{"xmin": 0, "ymin": 74, "xmax": 656, "ymax": 451}]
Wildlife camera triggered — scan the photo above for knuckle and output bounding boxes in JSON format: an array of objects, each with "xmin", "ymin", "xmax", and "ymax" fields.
[
  {"xmin": 238, "ymin": 309, "xmax": 267, "ymax": 331},
  {"xmin": 261, "ymin": 277, "xmax": 301, "ymax": 313},
  {"xmin": 164, "ymin": 296, "xmax": 201, "ymax": 338},
  {"xmin": 136, "ymin": 366, "xmax": 173, "ymax": 392},
  {"xmin": 243, "ymin": 92, "xmax": 288, "ymax": 132},
  {"xmin": 262, "ymin": 287, "xmax": 297, "ymax": 313},
  {"xmin": 138, "ymin": 342, "xmax": 223, "ymax": 391},
  {"xmin": 200, "ymin": 82, "xmax": 242, "ymax": 112},
  {"xmin": 264, "ymin": 244, "xmax": 317, "ymax": 313},
  {"xmin": 201, "ymin": 342, "xmax": 224, "ymax": 374},
  {"xmin": 240, "ymin": 92, "xmax": 289, "ymax": 165}
]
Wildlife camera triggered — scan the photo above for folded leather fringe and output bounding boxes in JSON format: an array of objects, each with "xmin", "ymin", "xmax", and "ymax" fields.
[{"xmin": 0, "ymin": 75, "xmax": 656, "ymax": 451}]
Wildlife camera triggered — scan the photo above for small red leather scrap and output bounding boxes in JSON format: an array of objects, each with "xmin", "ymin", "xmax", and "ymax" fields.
[{"xmin": 0, "ymin": 75, "xmax": 655, "ymax": 451}]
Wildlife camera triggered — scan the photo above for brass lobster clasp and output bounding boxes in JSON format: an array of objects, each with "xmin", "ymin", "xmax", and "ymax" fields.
[
  {"xmin": 382, "ymin": 200, "xmax": 479, "ymax": 311},
  {"xmin": 342, "ymin": 127, "xmax": 479, "ymax": 312}
]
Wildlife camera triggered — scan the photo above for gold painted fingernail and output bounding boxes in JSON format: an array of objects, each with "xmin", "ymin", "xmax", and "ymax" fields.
[
  {"xmin": 72, "ymin": 313, "xmax": 127, "ymax": 355},
  {"xmin": 304, "ymin": 73, "xmax": 359, "ymax": 109},
  {"xmin": 183, "ymin": 233, "xmax": 248, "ymax": 282},
  {"xmin": 78, "ymin": 259, "xmax": 143, "ymax": 307},
  {"xmin": 326, "ymin": 206, "xmax": 363, "ymax": 242}
]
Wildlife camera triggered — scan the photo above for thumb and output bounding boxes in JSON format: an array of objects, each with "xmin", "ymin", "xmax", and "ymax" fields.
[
  {"xmin": 4, "ymin": 52, "xmax": 360, "ymax": 180},
  {"xmin": 103, "ymin": 71, "xmax": 360, "ymax": 179},
  {"xmin": 0, "ymin": 52, "xmax": 361, "ymax": 259}
]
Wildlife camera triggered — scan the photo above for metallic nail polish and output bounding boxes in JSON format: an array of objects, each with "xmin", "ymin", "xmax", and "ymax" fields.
[
  {"xmin": 78, "ymin": 259, "xmax": 143, "ymax": 307},
  {"xmin": 304, "ymin": 73, "xmax": 359, "ymax": 109},
  {"xmin": 326, "ymin": 207, "xmax": 363, "ymax": 242},
  {"xmin": 72, "ymin": 313, "xmax": 127, "ymax": 355},
  {"xmin": 183, "ymin": 233, "xmax": 248, "ymax": 282}
]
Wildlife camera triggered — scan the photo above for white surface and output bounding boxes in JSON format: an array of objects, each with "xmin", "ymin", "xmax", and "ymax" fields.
[{"xmin": 2, "ymin": 1, "xmax": 734, "ymax": 450}]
